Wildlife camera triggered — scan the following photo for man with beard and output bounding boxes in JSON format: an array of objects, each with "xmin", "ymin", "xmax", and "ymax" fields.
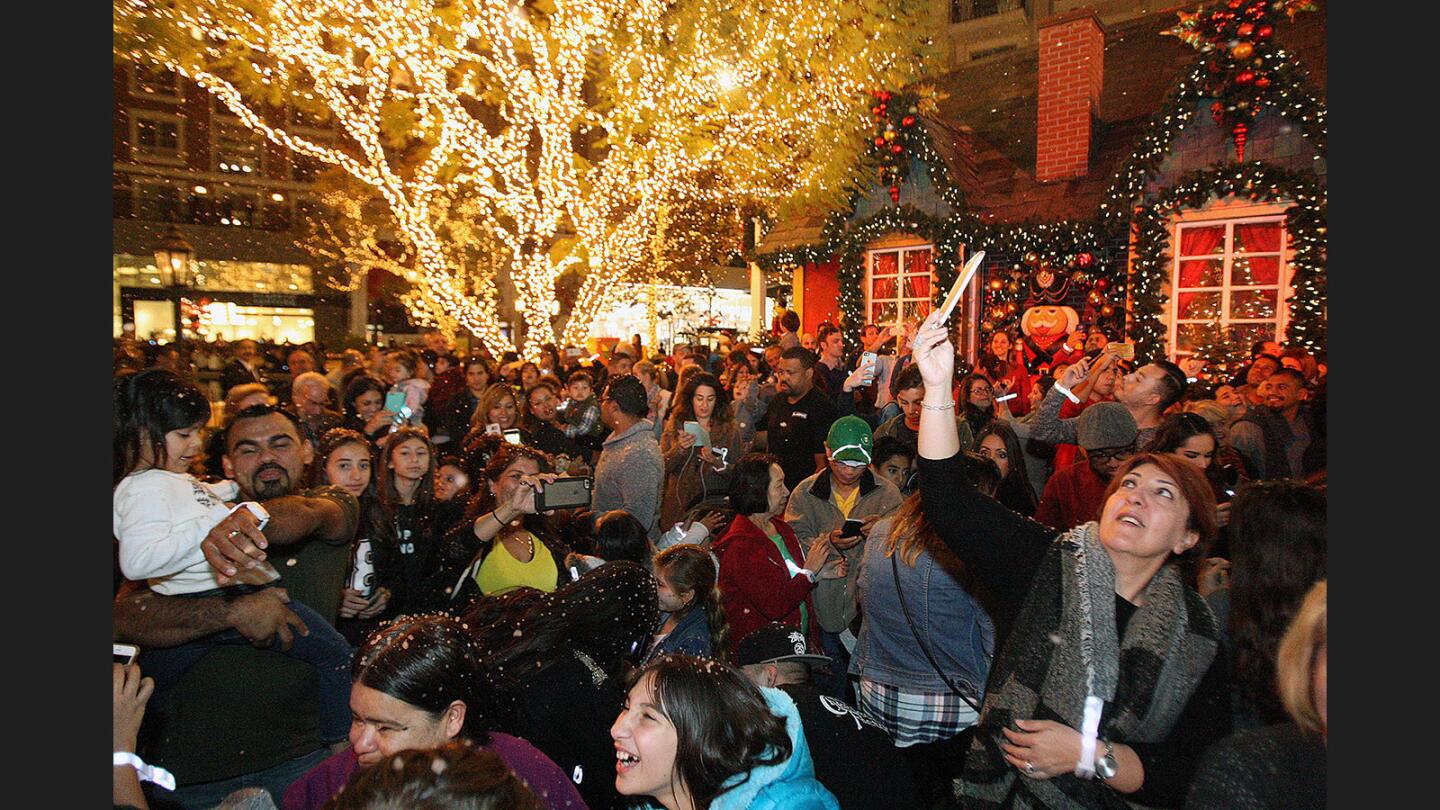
[
  {"xmin": 1229, "ymin": 367, "xmax": 1314, "ymax": 480},
  {"xmin": 761, "ymin": 347, "xmax": 840, "ymax": 490},
  {"xmin": 113, "ymin": 404, "xmax": 359, "ymax": 808}
]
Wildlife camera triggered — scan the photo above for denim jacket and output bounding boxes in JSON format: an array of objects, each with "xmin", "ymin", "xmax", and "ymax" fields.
[
  {"xmin": 850, "ymin": 516, "xmax": 994, "ymax": 703},
  {"xmin": 642, "ymin": 607, "xmax": 713, "ymax": 665}
]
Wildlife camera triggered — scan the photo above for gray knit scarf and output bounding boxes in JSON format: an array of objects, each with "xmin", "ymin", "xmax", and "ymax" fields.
[{"xmin": 959, "ymin": 522, "xmax": 1220, "ymax": 809}]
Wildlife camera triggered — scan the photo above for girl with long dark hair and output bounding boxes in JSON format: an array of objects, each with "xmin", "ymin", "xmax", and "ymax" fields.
[
  {"xmin": 611, "ymin": 654, "xmax": 838, "ymax": 809},
  {"xmin": 975, "ymin": 421, "xmax": 1039, "ymax": 516},
  {"xmin": 660, "ymin": 372, "xmax": 745, "ymax": 530},
  {"xmin": 368, "ymin": 427, "xmax": 442, "ymax": 615},
  {"xmin": 312, "ymin": 428, "xmax": 393, "ymax": 643}
]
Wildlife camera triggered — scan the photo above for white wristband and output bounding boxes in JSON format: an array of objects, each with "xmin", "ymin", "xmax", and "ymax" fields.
[
  {"xmin": 227, "ymin": 501, "xmax": 270, "ymax": 531},
  {"xmin": 1186, "ymin": 376, "xmax": 1198, "ymax": 383},
  {"xmin": 995, "ymin": 393, "xmax": 1017, "ymax": 403},
  {"xmin": 1074, "ymin": 695, "xmax": 1104, "ymax": 779},
  {"xmin": 114, "ymin": 752, "xmax": 177, "ymax": 791},
  {"xmin": 1053, "ymin": 383, "xmax": 1081, "ymax": 405}
]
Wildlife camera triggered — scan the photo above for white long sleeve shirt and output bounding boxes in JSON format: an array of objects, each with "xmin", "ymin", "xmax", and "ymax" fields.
[{"xmin": 113, "ymin": 469, "xmax": 241, "ymax": 595}]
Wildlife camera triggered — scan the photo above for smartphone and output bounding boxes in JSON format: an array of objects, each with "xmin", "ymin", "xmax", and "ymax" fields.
[
  {"xmin": 114, "ymin": 643, "xmax": 139, "ymax": 666},
  {"xmin": 1105, "ymin": 342, "xmax": 1135, "ymax": 361},
  {"xmin": 860, "ymin": 351, "xmax": 878, "ymax": 385},
  {"xmin": 534, "ymin": 476, "xmax": 594, "ymax": 511},
  {"xmin": 485, "ymin": 422, "xmax": 503, "ymax": 436},
  {"xmin": 839, "ymin": 518, "xmax": 865, "ymax": 538},
  {"xmin": 683, "ymin": 420, "xmax": 710, "ymax": 448},
  {"xmin": 383, "ymin": 390, "xmax": 407, "ymax": 413},
  {"xmin": 750, "ymin": 346, "xmax": 764, "ymax": 354},
  {"xmin": 565, "ymin": 347, "xmax": 582, "ymax": 357},
  {"xmin": 502, "ymin": 428, "xmax": 522, "ymax": 445}
]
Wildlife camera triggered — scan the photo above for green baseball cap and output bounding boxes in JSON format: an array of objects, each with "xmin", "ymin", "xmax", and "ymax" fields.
[{"xmin": 826, "ymin": 415, "xmax": 874, "ymax": 465}]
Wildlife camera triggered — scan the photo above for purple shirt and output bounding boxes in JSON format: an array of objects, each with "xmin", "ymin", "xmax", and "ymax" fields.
[{"xmin": 283, "ymin": 732, "xmax": 588, "ymax": 810}]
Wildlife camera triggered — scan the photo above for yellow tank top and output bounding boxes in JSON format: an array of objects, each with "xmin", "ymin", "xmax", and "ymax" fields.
[
  {"xmin": 833, "ymin": 486, "xmax": 860, "ymax": 519},
  {"xmin": 475, "ymin": 531, "xmax": 559, "ymax": 596}
]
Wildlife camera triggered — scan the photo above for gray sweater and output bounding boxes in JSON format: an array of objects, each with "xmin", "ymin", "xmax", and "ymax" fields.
[{"xmin": 592, "ymin": 419, "xmax": 664, "ymax": 540}]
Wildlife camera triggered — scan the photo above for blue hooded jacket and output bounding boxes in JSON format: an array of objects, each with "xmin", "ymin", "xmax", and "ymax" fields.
[{"xmin": 710, "ymin": 687, "xmax": 840, "ymax": 810}]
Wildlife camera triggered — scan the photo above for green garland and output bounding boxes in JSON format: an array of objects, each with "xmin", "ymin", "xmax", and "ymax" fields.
[
  {"xmin": 753, "ymin": 31, "xmax": 1327, "ymax": 357},
  {"xmin": 1099, "ymin": 47, "xmax": 1326, "ymax": 231},
  {"xmin": 1129, "ymin": 161, "xmax": 1326, "ymax": 362}
]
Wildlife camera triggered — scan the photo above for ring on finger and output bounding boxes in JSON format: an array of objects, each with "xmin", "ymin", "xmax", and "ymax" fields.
[
  {"xmin": 227, "ymin": 530, "xmax": 240, "ymax": 538},
  {"xmin": 1025, "ymin": 762, "xmax": 1036, "ymax": 775}
]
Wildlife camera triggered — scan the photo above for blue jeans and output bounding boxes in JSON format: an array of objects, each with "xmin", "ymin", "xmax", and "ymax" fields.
[
  {"xmin": 813, "ymin": 630, "xmax": 854, "ymax": 703},
  {"xmin": 145, "ymin": 746, "xmax": 330, "ymax": 810},
  {"xmin": 141, "ymin": 593, "xmax": 353, "ymax": 743}
]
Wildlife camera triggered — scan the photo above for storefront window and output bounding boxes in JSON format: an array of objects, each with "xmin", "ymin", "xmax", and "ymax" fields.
[
  {"xmin": 114, "ymin": 255, "xmax": 313, "ymax": 294},
  {"xmin": 201, "ymin": 302, "xmax": 315, "ymax": 344}
]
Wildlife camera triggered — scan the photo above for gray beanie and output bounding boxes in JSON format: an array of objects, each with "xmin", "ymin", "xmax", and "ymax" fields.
[{"xmin": 1076, "ymin": 402, "xmax": 1138, "ymax": 451}]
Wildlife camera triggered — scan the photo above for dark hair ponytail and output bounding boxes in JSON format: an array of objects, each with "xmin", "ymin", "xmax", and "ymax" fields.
[{"xmin": 654, "ymin": 545, "xmax": 730, "ymax": 663}]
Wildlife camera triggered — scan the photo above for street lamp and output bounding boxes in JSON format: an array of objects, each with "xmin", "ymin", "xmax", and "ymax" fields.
[{"xmin": 154, "ymin": 224, "xmax": 194, "ymax": 288}]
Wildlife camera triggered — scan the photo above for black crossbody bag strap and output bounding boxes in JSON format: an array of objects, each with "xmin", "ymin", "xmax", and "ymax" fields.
[{"xmin": 892, "ymin": 551, "xmax": 983, "ymax": 714}]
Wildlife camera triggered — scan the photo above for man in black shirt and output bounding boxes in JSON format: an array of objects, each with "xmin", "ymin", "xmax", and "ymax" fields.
[
  {"xmin": 761, "ymin": 347, "xmax": 840, "ymax": 490},
  {"xmin": 738, "ymin": 623, "xmax": 922, "ymax": 810}
]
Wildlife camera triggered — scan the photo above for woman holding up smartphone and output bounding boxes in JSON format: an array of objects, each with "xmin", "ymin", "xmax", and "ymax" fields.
[
  {"xmin": 909, "ymin": 310, "xmax": 1230, "ymax": 808},
  {"xmin": 438, "ymin": 444, "xmax": 570, "ymax": 608},
  {"xmin": 659, "ymin": 373, "xmax": 746, "ymax": 531}
]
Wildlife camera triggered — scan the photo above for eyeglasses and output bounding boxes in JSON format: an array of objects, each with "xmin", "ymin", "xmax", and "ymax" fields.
[{"xmin": 1087, "ymin": 447, "xmax": 1134, "ymax": 463}]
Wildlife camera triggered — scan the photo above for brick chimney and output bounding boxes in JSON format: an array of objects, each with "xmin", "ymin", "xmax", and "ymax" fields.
[{"xmin": 1036, "ymin": 9, "xmax": 1104, "ymax": 183}]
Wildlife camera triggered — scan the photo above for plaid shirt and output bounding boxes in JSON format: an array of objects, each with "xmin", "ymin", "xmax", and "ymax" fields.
[
  {"xmin": 560, "ymin": 397, "xmax": 602, "ymax": 439},
  {"xmin": 857, "ymin": 677, "xmax": 979, "ymax": 747}
]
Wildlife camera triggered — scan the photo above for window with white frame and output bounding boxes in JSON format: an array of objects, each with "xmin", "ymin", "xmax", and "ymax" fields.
[
  {"xmin": 1170, "ymin": 215, "xmax": 1289, "ymax": 359},
  {"xmin": 130, "ymin": 111, "xmax": 184, "ymax": 164},
  {"xmin": 866, "ymin": 244, "xmax": 933, "ymax": 329},
  {"xmin": 213, "ymin": 120, "xmax": 265, "ymax": 175}
]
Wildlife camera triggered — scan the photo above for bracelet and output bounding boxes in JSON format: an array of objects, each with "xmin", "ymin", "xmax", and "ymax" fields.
[
  {"xmin": 492, "ymin": 510, "xmax": 509, "ymax": 530},
  {"xmin": 114, "ymin": 752, "xmax": 176, "ymax": 791},
  {"xmin": 920, "ymin": 401, "xmax": 955, "ymax": 411},
  {"xmin": 1053, "ymin": 383, "xmax": 1082, "ymax": 405}
]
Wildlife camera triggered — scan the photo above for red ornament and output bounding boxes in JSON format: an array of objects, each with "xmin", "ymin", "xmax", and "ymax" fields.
[
  {"xmin": 1076, "ymin": 252, "xmax": 1094, "ymax": 268},
  {"xmin": 890, "ymin": 144, "xmax": 903, "ymax": 154},
  {"xmin": 1235, "ymin": 70, "xmax": 1256, "ymax": 85},
  {"xmin": 874, "ymin": 137, "xmax": 886, "ymax": 147},
  {"xmin": 879, "ymin": 91, "xmax": 892, "ymax": 102},
  {"xmin": 1232, "ymin": 122, "xmax": 1249, "ymax": 161},
  {"xmin": 872, "ymin": 106, "xmax": 882, "ymax": 116},
  {"xmin": 1095, "ymin": 277, "xmax": 1110, "ymax": 291},
  {"xmin": 1227, "ymin": 0, "xmax": 1242, "ymax": 8},
  {"xmin": 901, "ymin": 115, "xmax": 916, "ymax": 127},
  {"xmin": 1237, "ymin": 22, "xmax": 1254, "ymax": 36},
  {"xmin": 888, "ymin": 185, "xmax": 900, "ymax": 203},
  {"xmin": 1254, "ymin": 75, "xmax": 1271, "ymax": 89},
  {"xmin": 1256, "ymin": 24, "xmax": 1273, "ymax": 39}
]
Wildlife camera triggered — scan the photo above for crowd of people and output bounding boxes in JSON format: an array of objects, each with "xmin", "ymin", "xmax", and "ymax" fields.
[{"xmin": 112, "ymin": 316, "xmax": 1326, "ymax": 810}]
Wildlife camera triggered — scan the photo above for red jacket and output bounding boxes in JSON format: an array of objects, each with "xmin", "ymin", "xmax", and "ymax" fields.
[
  {"xmin": 712, "ymin": 513, "xmax": 822, "ymax": 659},
  {"xmin": 1034, "ymin": 459, "xmax": 1112, "ymax": 532}
]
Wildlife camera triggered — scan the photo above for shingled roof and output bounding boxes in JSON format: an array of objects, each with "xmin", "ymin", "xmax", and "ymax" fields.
[{"xmin": 925, "ymin": 3, "xmax": 1327, "ymax": 224}]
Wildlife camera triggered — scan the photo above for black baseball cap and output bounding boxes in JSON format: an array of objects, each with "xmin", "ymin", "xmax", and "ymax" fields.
[{"xmin": 736, "ymin": 623, "xmax": 832, "ymax": 667}]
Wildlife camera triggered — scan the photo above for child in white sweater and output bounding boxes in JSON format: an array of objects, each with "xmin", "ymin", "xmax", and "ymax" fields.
[{"xmin": 113, "ymin": 370, "xmax": 352, "ymax": 743}]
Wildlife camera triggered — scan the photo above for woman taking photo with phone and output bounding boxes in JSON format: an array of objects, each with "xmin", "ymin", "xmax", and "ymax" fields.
[
  {"xmin": 439, "ymin": 443, "xmax": 570, "ymax": 607},
  {"xmin": 908, "ymin": 310, "xmax": 1229, "ymax": 808},
  {"xmin": 660, "ymin": 372, "xmax": 745, "ymax": 531}
]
